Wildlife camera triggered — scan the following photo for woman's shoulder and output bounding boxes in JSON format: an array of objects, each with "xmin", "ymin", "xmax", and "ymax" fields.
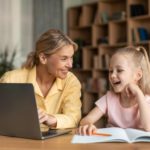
[
  {"xmin": 0, "ymin": 68, "xmax": 29, "ymax": 82},
  {"xmin": 67, "ymin": 71, "xmax": 77, "ymax": 77},
  {"xmin": 4, "ymin": 68, "xmax": 28, "ymax": 76},
  {"xmin": 63, "ymin": 71, "xmax": 81, "ymax": 86},
  {"xmin": 66, "ymin": 71, "xmax": 80, "ymax": 81}
]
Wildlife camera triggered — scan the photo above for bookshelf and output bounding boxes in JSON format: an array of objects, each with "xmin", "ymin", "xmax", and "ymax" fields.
[{"xmin": 68, "ymin": 0, "xmax": 150, "ymax": 127}]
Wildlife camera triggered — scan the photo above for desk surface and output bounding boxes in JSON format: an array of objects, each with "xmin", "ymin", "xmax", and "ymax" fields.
[{"xmin": 0, "ymin": 131, "xmax": 150, "ymax": 150}]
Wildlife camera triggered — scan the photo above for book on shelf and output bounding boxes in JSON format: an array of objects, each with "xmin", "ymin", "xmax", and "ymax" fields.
[
  {"xmin": 100, "ymin": 12, "xmax": 109, "ymax": 24},
  {"xmin": 94, "ymin": 10, "xmax": 99, "ymax": 24},
  {"xmin": 131, "ymin": 27, "xmax": 149, "ymax": 42},
  {"xmin": 93, "ymin": 55, "xmax": 99, "ymax": 69},
  {"xmin": 110, "ymin": 11, "xmax": 126, "ymax": 21},
  {"xmin": 72, "ymin": 127, "xmax": 150, "ymax": 143},
  {"xmin": 130, "ymin": 4, "xmax": 146, "ymax": 17},
  {"xmin": 131, "ymin": 28, "xmax": 140, "ymax": 43},
  {"xmin": 137, "ymin": 27, "xmax": 149, "ymax": 41},
  {"xmin": 73, "ymin": 39, "xmax": 87, "ymax": 69},
  {"xmin": 99, "ymin": 54, "xmax": 110, "ymax": 69}
]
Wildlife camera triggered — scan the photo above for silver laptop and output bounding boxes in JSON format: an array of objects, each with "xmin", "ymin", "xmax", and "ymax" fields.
[{"xmin": 0, "ymin": 83, "xmax": 71, "ymax": 140}]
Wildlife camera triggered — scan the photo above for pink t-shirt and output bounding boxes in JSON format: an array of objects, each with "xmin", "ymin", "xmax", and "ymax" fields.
[{"xmin": 95, "ymin": 91, "xmax": 150, "ymax": 129}]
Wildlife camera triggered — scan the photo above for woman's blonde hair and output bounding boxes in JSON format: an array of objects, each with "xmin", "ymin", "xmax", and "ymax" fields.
[
  {"xmin": 112, "ymin": 46, "xmax": 150, "ymax": 95},
  {"xmin": 23, "ymin": 29, "xmax": 78, "ymax": 68}
]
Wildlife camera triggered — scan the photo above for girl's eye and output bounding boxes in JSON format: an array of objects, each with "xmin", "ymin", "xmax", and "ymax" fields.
[
  {"xmin": 109, "ymin": 70, "xmax": 113, "ymax": 74},
  {"xmin": 117, "ymin": 69, "xmax": 123, "ymax": 73}
]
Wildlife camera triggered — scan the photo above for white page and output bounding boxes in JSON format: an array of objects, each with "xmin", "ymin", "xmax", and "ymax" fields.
[
  {"xmin": 125, "ymin": 128, "xmax": 150, "ymax": 142},
  {"xmin": 72, "ymin": 127, "xmax": 129, "ymax": 143}
]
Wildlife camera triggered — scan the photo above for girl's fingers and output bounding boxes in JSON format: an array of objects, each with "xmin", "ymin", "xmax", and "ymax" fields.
[
  {"xmin": 77, "ymin": 125, "xmax": 88, "ymax": 135},
  {"xmin": 75, "ymin": 128, "xmax": 79, "ymax": 134},
  {"xmin": 77, "ymin": 126, "xmax": 83, "ymax": 135},
  {"xmin": 82, "ymin": 125, "xmax": 88, "ymax": 135},
  {"xmin": 88, "ymin": 124, "xmax": 96, "ymax": 136},
  {"xmin": 77, "ymin": 124, "xmax": 97, "ymax": 136}
]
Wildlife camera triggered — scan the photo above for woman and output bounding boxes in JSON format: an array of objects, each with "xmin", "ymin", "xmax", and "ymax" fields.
[{"xmin": 0, "ymin": 29, "xmax": 82, "ymax": 131}]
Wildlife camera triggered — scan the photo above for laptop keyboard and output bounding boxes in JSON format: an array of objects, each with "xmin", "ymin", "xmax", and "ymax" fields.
[
  {"xmin": 41, "ymin": 129, "xmax": 71, "ymax": 139},
  {"xmin": 42, "ymin": 129, "xmax": 57, "ymax": 136}
]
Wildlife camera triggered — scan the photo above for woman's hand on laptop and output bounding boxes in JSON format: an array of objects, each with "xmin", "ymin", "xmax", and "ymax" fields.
[{"xmin": 38, "ymin": 109, "xmax": 57, "ymax": 128}]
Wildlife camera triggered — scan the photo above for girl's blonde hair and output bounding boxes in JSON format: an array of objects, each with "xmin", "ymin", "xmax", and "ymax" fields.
[
  {"xmin": 112, "ymin": 46, "xmax": 150, "ymax": 95},
  {"xmin": 23, "ymin": 29, "xmax": 78, "ymax": 68}
]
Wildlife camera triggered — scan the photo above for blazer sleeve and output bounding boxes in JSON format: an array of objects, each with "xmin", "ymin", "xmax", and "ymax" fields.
[{"xmin": 53, "ymin": 74, "xmax": 82, "ymax": 129}]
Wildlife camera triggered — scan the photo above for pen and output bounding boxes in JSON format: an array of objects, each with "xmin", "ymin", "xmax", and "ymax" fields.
[{"xmin": 92, "ymin": 132, "xmax": 112, "ymax": 136}]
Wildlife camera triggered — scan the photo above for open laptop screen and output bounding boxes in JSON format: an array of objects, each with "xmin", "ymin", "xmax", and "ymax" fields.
[{"xmin": 0, "ymin": 83, "xmax": 71, "ymax": 139}]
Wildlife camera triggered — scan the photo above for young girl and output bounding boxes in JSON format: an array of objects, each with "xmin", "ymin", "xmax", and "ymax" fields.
[{"xmin": 77, "ymin": 46, "xmax": 150, "ymax": 135}]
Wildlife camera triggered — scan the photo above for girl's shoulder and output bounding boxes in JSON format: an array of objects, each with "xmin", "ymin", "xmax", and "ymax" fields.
[
  {"xmin": 97, "ymin": 90, "xmax": 118, "ymax": 102},
  {"xmin": 106, "ymin": 91, "xmax": 118, "ymax": 99}
]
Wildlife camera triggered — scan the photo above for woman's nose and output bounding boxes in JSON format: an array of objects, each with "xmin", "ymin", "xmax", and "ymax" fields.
[{"xmin": 66, "ymin": 59, "xmax": 73, "ymax": 68}]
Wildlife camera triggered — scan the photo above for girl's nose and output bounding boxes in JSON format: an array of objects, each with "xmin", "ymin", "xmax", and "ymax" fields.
[{"xmin": 110, "ymin": 71, "xmax": 116, "ymax": 79}]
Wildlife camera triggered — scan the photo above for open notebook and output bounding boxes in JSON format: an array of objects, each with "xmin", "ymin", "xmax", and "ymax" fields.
[
  {"xmin": 72, "ymin": 127, "xmax": 150, "ymax": 143},
  {"xmin": 0, "ymin": 83, "xmax": 71, "ymax": 140}
]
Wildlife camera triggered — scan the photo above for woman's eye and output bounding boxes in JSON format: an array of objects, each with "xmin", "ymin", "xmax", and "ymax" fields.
[{"xmin": 61, "ymin": 57, "xmax": 67, "ymax": 61}]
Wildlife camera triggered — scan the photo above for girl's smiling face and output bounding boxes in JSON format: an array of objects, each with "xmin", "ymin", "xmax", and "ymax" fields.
[{"xmin": 109, "ymin": 53, "xmax": 139, "ymax": 93}]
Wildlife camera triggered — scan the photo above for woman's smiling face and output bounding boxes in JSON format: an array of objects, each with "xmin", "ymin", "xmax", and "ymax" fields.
[{"xmin": 43, "ymin": 44, "xmax": 74, "ymax": 79}]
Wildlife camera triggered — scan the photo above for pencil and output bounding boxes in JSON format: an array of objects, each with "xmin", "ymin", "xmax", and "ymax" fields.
[{"xmin": 92, "ymin": 132, "xmax": 112, "ymax": 136}]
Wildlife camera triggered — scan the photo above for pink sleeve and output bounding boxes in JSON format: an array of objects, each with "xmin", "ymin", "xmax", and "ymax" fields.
[{"xmin": 95, "ymin": 93, "xmax": 107, "ymax": 115}]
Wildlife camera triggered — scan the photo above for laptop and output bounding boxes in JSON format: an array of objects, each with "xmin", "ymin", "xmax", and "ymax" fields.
[{"xmin": 0, "ymin": 83, "xmax": 71, "ymax": 140}]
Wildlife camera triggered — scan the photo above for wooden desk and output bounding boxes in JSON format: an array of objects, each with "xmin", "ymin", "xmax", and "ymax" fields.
[{"xmin": 0, "ymin": 131, "xmax": 150, "ymax": 150}]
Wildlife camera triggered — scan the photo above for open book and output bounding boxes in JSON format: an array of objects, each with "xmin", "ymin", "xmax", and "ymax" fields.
[{"xmin": 72, "ymin": 127, "xmax": 150, "ymax": 143}]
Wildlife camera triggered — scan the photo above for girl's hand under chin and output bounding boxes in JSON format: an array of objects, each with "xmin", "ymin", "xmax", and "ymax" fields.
[{"xmin": 125, "ymin": 83, "xmax": 143, "ymax": 99}]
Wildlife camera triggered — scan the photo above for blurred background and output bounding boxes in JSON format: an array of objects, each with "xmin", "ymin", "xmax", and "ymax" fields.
[
  {"xmin": 0, "ymin": 0, "xmax": 96, "ymax": 71},
  {"xmin": 1, "ymin": 0, "xmax": 148, "ymax": 126}
]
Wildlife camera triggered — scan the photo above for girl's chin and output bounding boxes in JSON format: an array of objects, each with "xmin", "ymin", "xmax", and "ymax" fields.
[
  {"xmin": 114, "ymin": 90, "xmax": 121, "ymax": 93},
  {"xmin": 113, "ymin": 88, "xmax": 123, "ymax": 93}
]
